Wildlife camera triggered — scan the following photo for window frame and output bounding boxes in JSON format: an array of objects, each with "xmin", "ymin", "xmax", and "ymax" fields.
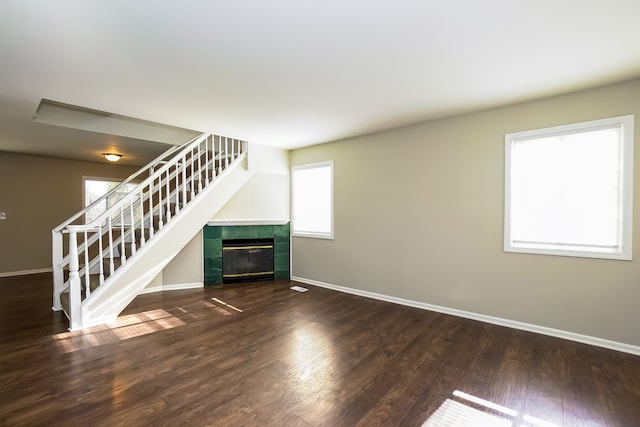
[
  {"xmin": 291, "ymin": 161, "xmax": 334, "ymax": 239},
  {"xmin": 83, "ymin": 176, "xmax": 139, "ymax": 225},
  {"xmin": 504, "ymin": 115, "xmax": 634, "ymax": 260}
]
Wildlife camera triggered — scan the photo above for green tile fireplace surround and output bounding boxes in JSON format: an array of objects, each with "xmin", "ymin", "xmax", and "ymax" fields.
[{"xmin": 203, "ymin": 222, "xmax": 290, "ymax": 285}]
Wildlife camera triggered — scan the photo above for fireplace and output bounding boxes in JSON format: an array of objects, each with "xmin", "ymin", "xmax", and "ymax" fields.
[
  {"xmin": 222, "ymin": 238, "xmax": 274, "ymax": 284},
  {"xmin": 203, "ymin": 222, "xmax": 290, "ymax": 286}
]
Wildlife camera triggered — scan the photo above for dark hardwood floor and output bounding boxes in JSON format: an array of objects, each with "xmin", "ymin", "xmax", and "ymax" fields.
[{"xmin": 1, "ymin": 273, "xmax": 640, "ymax": 426}]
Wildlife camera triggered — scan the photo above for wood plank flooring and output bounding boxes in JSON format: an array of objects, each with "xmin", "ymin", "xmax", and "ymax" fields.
[{"xmin": 1, "ymin": 273, "xmax": 640, "ymax": 426}]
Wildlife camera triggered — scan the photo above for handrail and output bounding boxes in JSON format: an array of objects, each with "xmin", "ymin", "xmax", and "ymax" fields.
[
  {"xmin": 51, "ymin": 137, "xmax": 193, "ymax": 283},
  {"xmin": 53, "ymin": 139, "xmax": 190, "ymax": 233},
  {"xmin": 66, "ymin": 133, "xmax": 210, "ymax": 233}
]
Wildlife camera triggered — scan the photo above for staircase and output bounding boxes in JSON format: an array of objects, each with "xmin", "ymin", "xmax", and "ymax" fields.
[{"xmin": 52, "ymin": 133, "xmax": 251, "ymax": 330}]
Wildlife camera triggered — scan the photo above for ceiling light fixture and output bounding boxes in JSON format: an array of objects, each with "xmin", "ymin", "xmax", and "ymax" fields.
[{"xmin": 103, "ymin": 153, "xmax": 122, "ymax": 162}]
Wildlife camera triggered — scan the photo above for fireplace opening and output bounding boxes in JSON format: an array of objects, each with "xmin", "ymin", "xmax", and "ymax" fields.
[{"xmin": 222, "ymin": 238, "xmax": 274, "ymax": 284}]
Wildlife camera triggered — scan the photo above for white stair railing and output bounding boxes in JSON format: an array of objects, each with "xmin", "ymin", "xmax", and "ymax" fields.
[{"xmin": 52, "ymin": 133, "xmax": 246, "ymax": 329}]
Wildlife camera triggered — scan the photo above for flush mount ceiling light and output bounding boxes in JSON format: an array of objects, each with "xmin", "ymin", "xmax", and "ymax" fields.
[{"xmin": 103, "ymin": 153, "xmax": 122, "ymax": 162}]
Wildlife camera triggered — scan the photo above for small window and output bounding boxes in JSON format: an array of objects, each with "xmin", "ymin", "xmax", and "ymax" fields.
[
  {"xmin": 292, "ymin": 161, "xmax": 334, "ymax": 239},
  {"xmin": 504, "ymin": 115, "xmax": 634, "ymax": 260},
  {"xmin": 84, "ymin": 178, "xmax": 138, "ymax": 224}
]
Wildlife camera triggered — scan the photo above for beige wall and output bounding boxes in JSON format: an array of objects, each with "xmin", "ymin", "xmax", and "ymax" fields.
[
  {"xmin": 213, "ymin": 142, "xmax": 290, "ymax": 221},
  {"xmin": 143, "ymin": 231, "xmax": 203, "ymax": 292},
  {"xmin": 291, "ymin": 78, "xmax": 640, "ymax": 347},
  {"xmin": 0, "ymin": 152, "xmax": 139, "ymax": 274}
]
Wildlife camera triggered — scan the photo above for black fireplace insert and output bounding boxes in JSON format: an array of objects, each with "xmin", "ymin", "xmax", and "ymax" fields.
[{"xmin": 222, "ymin": 238, "xmax": 274, "ymax": 284}]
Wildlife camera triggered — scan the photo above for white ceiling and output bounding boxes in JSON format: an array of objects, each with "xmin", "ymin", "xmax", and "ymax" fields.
[{"xmin": 1, "ymin": 0, "xmax": 640, "ymax": 164}]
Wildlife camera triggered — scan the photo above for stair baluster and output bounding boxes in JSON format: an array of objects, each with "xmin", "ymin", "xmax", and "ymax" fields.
[
  {"xmin": 98, "ymin": 224, "xmax": 105, "ymax": 285},
  {"xmin": 204, "ymin": 136, "xmax": 210, "ymax": 184},
  {"xmin": 165, "ymin": 169, "xmax": 172, "ymax": 221},
  {"xmin": 129, "ymin": 202, "xmax": 137, "ymax": 255},
  {"xmin": 120, "ymin": 207, "xmax": 127, "ymax": 266},
  {"xmin": 83, "ymin": 230, "xmax": 90, "ymax": 298},
  {"xmin": 217, "ymin": 136, "xmax": 222, "ymax": 177},
  {"xmin": 138, "ymin": 190, "xmax": 146, "ymax": 247},
  {"xmin": 225, "ymin": 136, "xmax": 229, "ymax": 169},
  {"xmin": 148, "ymin": 179, "xmax": 154, "ymax": 238},
  {"xmin": 108, "ymin": 216, "xmax": 115, "ymax": 276},
  {"xmin": 157, "ymin": 175, "xmax": 164, "ymax": 230}
]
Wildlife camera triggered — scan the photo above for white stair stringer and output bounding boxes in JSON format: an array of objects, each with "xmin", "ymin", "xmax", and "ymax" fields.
[{"xmin": 77, "ymin": 157, "xmax": 254, "ymax": 330}]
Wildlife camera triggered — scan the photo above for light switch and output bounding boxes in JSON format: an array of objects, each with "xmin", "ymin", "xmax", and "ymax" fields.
[{"xmin": 0, "ymin": 212, "xmax": 6, "ymax": 220}]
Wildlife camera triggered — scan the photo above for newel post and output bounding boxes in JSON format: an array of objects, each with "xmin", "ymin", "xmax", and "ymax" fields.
[
  {"xmin": 67, "ymin": 228, "xmax": 83, "ymax": 330},
  {"xmin": 52, "ymin": 230, "xmax": 63, "ymax": 311}
]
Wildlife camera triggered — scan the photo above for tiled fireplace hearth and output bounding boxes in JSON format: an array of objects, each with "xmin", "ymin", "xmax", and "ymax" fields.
[{"xmin": 203, "ymin": 221, "xmax": 290, "ymax": 285}]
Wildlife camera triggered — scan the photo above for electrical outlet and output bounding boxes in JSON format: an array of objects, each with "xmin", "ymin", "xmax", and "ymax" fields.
[{"xmin": 0, "ymin": 212, "xmax": 6, "ymax": 220}]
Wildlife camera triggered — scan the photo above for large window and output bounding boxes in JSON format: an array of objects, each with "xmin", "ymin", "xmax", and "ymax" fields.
[
  {"xmin": 292, "ymin": 161, "xmax": 334, "ymax": 239},
  {"xmin": 504, "ymin": 115, "xmax": 634, "ymax": 260}
]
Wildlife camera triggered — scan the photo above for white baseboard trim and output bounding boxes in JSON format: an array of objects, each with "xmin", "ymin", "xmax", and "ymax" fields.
[
  {"xmin": 0, "ymin": 268, "xmax": 53, "ymax": 278},
  {"xmin": 163, "ymin": 282, "xmax": 203, "ymax": 292},
  {"xmin": 291, "ymin": 276, "xmax": 640, "ymax": 357},
  {"xmin": 138, "ymin": 282, "xmax": 203, "ymax": 295}
]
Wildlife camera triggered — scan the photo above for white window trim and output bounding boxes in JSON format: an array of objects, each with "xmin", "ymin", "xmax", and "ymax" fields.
[
  {"xmin": 504, "ymin": 115, "xmax": 634, "ymax": 260},
  {"xmin": 292, "ymin": 161, "xmax": 334, "ymax": 239},
  {"xmin": 82, "ymin": 176, "xmax": 139, "ymax": 224}
]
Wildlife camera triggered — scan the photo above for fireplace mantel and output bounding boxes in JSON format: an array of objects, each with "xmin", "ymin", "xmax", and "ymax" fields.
[{"xmin": 207, "ymin": 218, "xmax": 290, "ymax": 227}]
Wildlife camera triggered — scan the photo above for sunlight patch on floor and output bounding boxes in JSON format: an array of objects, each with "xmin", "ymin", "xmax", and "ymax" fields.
[
  {"xmin": 52, "ymin": 309, "xmax": 186, "ymax": 353},
  {"xmin": 453, "ymin": 390, "xmax": 518, "ymax": 417},
  {"xmin": 287, "ymin": 323, "xmax": 336, "ymax": 395},
  {"xmin": 211, "ymin": 297, "xmax": 243, "ymax": 313},
  {"xmin": 423, "ymin": 399, "xmax": 512, "ymax": 427},
  {"xmin": 423, "ymin": 390, "xmax": 561, "ymax": 427}
]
